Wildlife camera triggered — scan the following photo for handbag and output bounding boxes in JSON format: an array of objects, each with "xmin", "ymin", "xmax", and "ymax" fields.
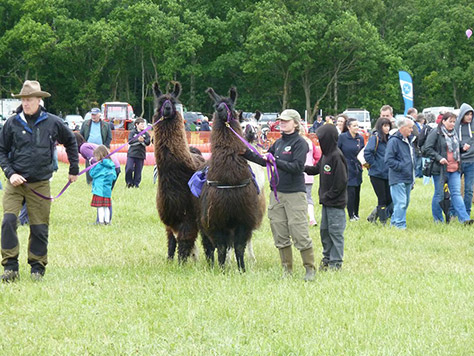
[
  {"xmin": 357, "ymin": 147, "xmax": 370, "ymax": 168},
  {"xmin": 422, "ymin": 159, "xmax": 434, "ymax": 177},
  {"xmin": 357, "ymin": 135, "xmax": 378, "ymax": 169}
]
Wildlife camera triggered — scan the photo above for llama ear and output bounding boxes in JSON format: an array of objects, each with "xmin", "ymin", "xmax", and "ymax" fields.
[
  {"xmin": 255, "ymin": 110, "xmax": 262, "ymax": 121},
  {"xmin": 238, "ymin": 110, "xmax": 244, "ymax": 123},
  {"xmin": 171, "ymin": 81, "xmax": 182, "ymax": 99},
  {"xmin": 153, "ymin": 82, "xmax": 162, "ymax": 98},
  {"xmin": 229, "ymin": 87, "xmax": 237, "ymax": 105},
  {"xmin": 206, "ymin": 88, "xmax": 220, "ymax": 103}
]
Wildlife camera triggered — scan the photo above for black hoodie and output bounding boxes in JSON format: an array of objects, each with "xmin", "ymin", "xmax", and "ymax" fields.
[{"xmin": 305, "ymin": 125, "xmax": 347, "ymax": 208}]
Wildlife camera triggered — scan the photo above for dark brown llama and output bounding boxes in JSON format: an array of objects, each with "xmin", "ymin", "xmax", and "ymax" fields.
[
  {"xmin": 199, "ymin": 87, "xmax": 265, "ymax": 271},
  {"xmin": 152, "ymin": 82, "xmax": 212, "ymax": 261}
]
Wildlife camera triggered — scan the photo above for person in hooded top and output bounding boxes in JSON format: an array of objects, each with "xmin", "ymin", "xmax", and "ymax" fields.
[
  {"xmin": 454, "ymin": 103, "xmax": 474, "ymax": 217},
  {"xmin": 304, "ymin": 124, "xmax": 348, "ymax": 271}
]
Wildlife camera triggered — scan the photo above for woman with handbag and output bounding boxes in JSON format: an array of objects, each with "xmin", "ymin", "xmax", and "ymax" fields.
[
  {"xmin": 338, "ymin": 118, "xmax": 364, "ymax": 221},
  {"xmin": 364, "ymin": 117, "xmax": 393, "ymax": 224},
  {"xmin": 423, "ymin": 112, "xmax": 473, "ymax": 224}
]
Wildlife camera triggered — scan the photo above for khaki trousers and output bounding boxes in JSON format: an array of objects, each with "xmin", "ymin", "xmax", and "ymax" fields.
[
  {"xmin": 268, "ymin": 191, "xmax": 313, "ymax": 251},
  {"xmin": 2, "ymin": 180, "xmax": 51, "ymax": 272}
]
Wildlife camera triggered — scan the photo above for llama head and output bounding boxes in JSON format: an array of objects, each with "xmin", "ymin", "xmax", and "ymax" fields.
[
  {"xmin": 153, "ymin": 81, "xmax": 182, "ymax": 120},
  {"xmin": 243, "ymin": 123, "xmax": 257, "ymax": 144},
  {"xmin": 206, "ymin": 87, "xmax": 238, "ymax": 123}
]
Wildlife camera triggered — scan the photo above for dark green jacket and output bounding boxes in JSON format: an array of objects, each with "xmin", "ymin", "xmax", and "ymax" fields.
[{"xmin": 80, "ymin": 119, "xmax": 112, "ymax": 148}]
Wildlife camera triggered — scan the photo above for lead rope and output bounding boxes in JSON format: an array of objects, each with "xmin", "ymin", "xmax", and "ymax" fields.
[
  {"xmin": 26, "ymin": 116, "xmax": 165, "ymax": 201},
  {"xmin": 222, "ymin": 103, "xmax": 279, "ymax": 202}
]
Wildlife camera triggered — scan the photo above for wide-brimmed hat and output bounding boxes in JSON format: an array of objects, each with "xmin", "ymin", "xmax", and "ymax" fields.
[{"xmin": 11, "ymin": 80, "xmax": 51, "ymax": 98}]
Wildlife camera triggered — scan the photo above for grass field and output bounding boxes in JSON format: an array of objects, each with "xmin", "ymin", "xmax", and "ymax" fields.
[{"xmin": 0, "ymin": 163, "xmax": 473, "ymax": 355}]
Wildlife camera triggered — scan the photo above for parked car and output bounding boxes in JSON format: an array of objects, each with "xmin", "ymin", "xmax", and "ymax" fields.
[
  {"xmin": 64, "ymin": 114, "xmax": 84, "ymax": 131},
  {"xmin": 258, "ymin": 112, "xmax": 279, "ymax": 126},
  {"xmin": 184, "ymin": 111, "xmax": 206, "ymax": 131}
]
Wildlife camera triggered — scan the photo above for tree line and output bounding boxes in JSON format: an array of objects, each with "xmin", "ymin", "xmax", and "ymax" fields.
[{"xmin": 0, "ymin": 0, "xmax": 473, "ymax": 122}]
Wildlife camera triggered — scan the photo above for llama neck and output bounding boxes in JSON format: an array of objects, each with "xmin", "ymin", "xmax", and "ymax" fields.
[
  {"xmin": 153, "ymin": 116, "xmax": 195, "ymax": 168},
  {"xmin": 210, "ymin": 120, "xmax": 245, "ymax": 154}
]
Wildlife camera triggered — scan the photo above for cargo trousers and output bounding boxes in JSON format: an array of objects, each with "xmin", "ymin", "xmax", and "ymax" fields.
[
  {"xmin": 2, "ymin": 180, "xmax": 51, "ymax": 274},
  {"xmin": 267, "ymin": 191, "xmax": 313, "ymax": 251}
]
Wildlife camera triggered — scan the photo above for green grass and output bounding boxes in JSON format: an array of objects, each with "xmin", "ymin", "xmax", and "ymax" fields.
[{"xmin": 0, "ymin": 164, "xmax": 473, "ymax": 355}]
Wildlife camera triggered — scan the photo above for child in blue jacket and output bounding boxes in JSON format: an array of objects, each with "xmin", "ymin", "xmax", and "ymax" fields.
[{"xmin": 90, "ymin": 145, "xmax": 117, "ymax": 225}]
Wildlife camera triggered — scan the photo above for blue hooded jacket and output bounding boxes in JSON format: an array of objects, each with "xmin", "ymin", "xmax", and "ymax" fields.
[
  {"xmin": 90, "ymin": 159, "xmax": 117, "ymax": 198},
  {"xmin": 384, "ymin": 130, "xmax": 415, "ymax": 185},
  {"xmin": 364, "ymin": 133, "xmax": 388, "ymax": 180}
]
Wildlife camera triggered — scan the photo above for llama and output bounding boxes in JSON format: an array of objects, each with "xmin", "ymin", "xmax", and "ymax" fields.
[
  {"xmin": 152, "ymin": 82, "xmax": 212, "ymax": 262},
  {"xmin": 199, "ymin": 87, "xmax": 265, "ymax": 271}
]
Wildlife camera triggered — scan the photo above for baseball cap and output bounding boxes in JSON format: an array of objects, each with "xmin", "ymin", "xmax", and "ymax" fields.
[
  {"xmin": 279, "ymin": 109, "xmax": 301, "ymax": 122},
  {"xmin": 91, "ymin": 108, "xmax": 101, "ymax": 115}
]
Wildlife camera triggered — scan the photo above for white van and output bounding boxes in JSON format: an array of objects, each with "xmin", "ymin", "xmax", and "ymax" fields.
[
  {"xmin": 342, "ymin": 108, "xmax": 371, "ymax": 131},
  {"xmin": 422, "ymin": 106, "xmax": 455, "ymax": 122}
]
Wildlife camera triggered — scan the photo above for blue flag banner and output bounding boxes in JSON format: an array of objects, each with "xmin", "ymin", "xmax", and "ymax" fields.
[{"xmin": 398, "ymin": 71, "xmax": 413, "ymax": 116}]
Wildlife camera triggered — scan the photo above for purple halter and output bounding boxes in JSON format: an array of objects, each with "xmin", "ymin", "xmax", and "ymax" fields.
[
  {"xmin": 220, "ymin": 102, "xmax": 280, "ymax": 202},
  {"xmin": 160, "ymin": 99, "xmax": 174, "ymax": 119}
]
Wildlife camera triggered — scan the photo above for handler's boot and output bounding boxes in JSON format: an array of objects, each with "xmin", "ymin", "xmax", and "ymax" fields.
[
  {"xmin": 278, "ymin": 246, "xmax": 293, "ymax": 276},
  {"xmin": 377, "ymin": 205, "xmax": 387, "ymax": 225},
  {"xmin": 300, "ymin": 247, "xmax": 316, "ymax": 282}
]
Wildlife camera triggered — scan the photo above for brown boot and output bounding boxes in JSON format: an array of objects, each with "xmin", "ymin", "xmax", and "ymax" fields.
[
  {"xmin": 300, "ymin": 247, "xmax": 316, "ymax": 281},
  {"xmin": 278, "ymin": 246, "xmax": 293, "ymax": 276}
]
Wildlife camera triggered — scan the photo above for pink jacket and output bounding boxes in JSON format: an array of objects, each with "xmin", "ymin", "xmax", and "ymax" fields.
[{"xmin": 304, "ymin": 140, "xmax": 321, "ymax": 184}]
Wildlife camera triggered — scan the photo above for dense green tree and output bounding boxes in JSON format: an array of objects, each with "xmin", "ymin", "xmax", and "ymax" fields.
[{"xmin": 0, "ymin": 0, "xmax": 472, "ymax": 120}]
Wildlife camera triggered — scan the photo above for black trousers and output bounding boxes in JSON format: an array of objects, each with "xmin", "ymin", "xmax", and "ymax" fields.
[
  {"xmin": 125, "ymin": 157, "xmax": 145, "ymax": 187},
  {"xmin": 369, "ymin": 176, "xmax": 392, "ymax": 207},
  {"xmin": 347, "ymin": 185, "xmax": 361, "ymax": 218}
]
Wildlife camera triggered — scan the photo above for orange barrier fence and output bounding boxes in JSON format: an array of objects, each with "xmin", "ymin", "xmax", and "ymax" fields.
[
  {"xmin": 57, "ymin": 145, "xmax": 211, "ymax": 166},
  {"xmin": 59, "ymin": 128, "xmax": 367, "ymax": 167}
]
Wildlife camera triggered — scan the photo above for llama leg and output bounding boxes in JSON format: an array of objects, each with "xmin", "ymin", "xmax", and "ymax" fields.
[
  {"xmin": 246, "ymin": 240, "xmax": 256, "ymax": 263},
  {"xmin": 166, "ymin": 227, "xmax": 177, "ymax": 260},
  {"xmin": 190, "ymin": 243, "xmax": 199, "ymax": 262},
  {"xmin": 177, "ymin": 222, "xmax": 198, "ymax": 263},
  {"xmin": 225, "ymin": 247, "xmax": 234, "ymax": 264},
  {"xmin": 216, "ymin": 243, "xmax": 227, "ymax": 268},
  {"xmin": 234, "ymin": 225, "xmax": 252, "ymax": 273},
  {"xmin": 201, "ymin": 232, "xmax": 215, "ymax": 266},
  {"xmin": 213, "ymin": 230, "xmax": 229, "ymax": 268}
]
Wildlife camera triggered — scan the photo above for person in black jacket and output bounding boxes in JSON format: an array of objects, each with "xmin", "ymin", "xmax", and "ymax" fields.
[
  {"xmin": 337, "ymin": 118, "xmax": 364, "ymax": 221},
  {"xmin": 422, "ymin": 112, "xmax": 473, "ymax": 224},
  {"xmin": 305, "ymin": 124, "xmax": 347, "ymax": 271},
  {"xmin": 364, "ymin": 117, "xmax": 393, "ymax": 224},
  {"xmin": 0, "ymin": 80, "xmax": 79, "ymax": 282},
  {"xmin": 244, "ymin": 109, "xmax": 315, "ymax": 281},
  {"xmin": 125, "ymin": 118, "xmax": 150, "ymax": 188}
]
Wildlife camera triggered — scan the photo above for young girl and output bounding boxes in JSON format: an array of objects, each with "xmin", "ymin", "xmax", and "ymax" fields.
[{"xmin": 89, "ymin": 145, "xmax": 117, "ymax": 225}]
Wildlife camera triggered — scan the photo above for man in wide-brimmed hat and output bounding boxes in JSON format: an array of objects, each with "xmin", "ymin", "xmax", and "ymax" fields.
[{"xmin": 0, "ymin": 80, "xmax": 79, "ymax": 282}]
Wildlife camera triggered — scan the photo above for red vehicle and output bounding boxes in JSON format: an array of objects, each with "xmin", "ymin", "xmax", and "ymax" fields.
[{"xmin": 101, "ymin": 102, "xmax": 135, "ymax": 130}]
